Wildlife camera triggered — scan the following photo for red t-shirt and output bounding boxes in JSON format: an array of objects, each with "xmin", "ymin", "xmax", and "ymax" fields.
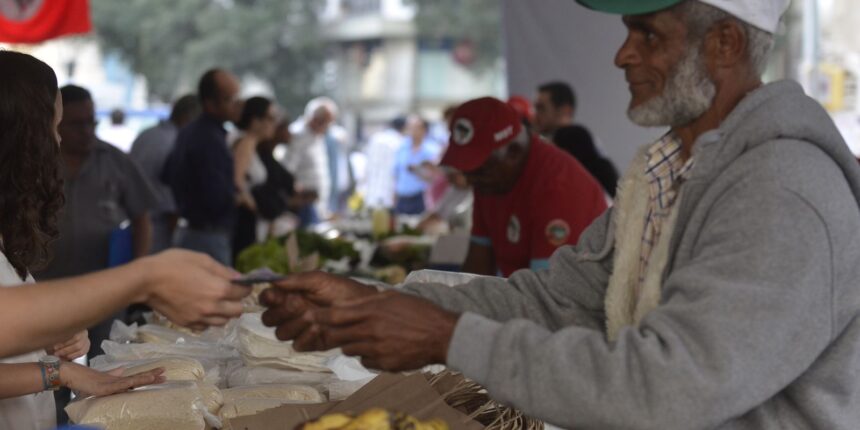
[{"xmin": 471, "ymin": 137, "xmax": 608, "ymax": 276}]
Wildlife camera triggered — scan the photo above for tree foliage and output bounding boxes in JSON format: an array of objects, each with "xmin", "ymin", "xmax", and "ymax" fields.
[
  {"xmin": 89, "ymin": 0, "xmax": 503, "ymax": 112},
  {"xmin": 407, "ymin": 0, "xmax": 502, "ymax": 70},
  {"xmin": 90, "ymin": 0, "xmax": 326, "ymax": 115}
]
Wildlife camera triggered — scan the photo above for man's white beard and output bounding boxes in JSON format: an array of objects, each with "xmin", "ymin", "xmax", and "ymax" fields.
[{"xmin": 628, "ymin": 44, "xmax": 716, "ymax": 128}]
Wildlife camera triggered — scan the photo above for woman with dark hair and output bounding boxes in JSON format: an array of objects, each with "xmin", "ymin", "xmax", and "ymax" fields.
[
  {"xmin": 253, "ymin": 118, "xmax": 317, "ymax": 237},
  {"xmin": 0, "ymin": 51, "xmax": 249, "ymax": 428},
  {"xmin": 232, "ymin": 96, "xmax": 279, "ymax": 257}
]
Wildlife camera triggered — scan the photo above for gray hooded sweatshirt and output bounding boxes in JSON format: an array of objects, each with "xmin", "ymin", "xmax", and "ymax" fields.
[{"xmin": 403, "ymin": 80, "xmax": 860, "ymax": 429}]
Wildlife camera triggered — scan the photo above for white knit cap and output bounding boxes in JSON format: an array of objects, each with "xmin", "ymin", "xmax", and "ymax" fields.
[{"xmin": 698, "ymin": 0, "xmax": 791, "ymax": 33}]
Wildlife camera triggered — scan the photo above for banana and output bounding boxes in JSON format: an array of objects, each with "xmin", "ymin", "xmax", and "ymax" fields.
[
  {"xmin": 302, "ymin": 413, "xmax": 354, "ymax": 430},
  {"xmin": 302, "ymin": 409, "xmax": 449, "ymax": 430},
  {"xmin": 416, "ymin": 419, "xmax": 449, "ymax": 430},
  {"xmin": 340, "ymin": 408, "xmax": 393, "ymax": 430}
]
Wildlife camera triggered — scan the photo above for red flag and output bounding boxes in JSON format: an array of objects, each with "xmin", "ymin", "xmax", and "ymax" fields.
[{"xmin": 0, "ymin": 0, "xmax": 91, "ymax": 44}]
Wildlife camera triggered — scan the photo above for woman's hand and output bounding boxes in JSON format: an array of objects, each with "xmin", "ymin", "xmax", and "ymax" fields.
[
  {"xmin": 47, "ymin": 330, "xmax": 89, "ymax": 361},
  {"xmin": 61, "ymin": 363, "xmax": 165, "ymax": 397},
  {"xmin": 136, "ymin": 250, "xmax": 249, "ymax": 331}
]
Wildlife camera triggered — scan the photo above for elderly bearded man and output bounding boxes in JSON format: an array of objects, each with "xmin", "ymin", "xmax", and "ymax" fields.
[{"xmin": 259, "ymin": 1, "xmax": 860, "ymax": 428}]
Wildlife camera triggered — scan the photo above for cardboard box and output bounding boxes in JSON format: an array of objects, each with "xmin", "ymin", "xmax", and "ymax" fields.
[{"xmin": 227, "ymin": 373, "xmax": 483, "ymax": 430}]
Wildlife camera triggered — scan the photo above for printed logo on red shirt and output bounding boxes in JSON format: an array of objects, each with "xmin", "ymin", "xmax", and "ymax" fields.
[
  {"xmin": 507, "ymin": 215, "xmax": 521, "ymax": 244},
  {"xmin": 545, "ymin": 219, "xmax": 571, "ymax": 246}
]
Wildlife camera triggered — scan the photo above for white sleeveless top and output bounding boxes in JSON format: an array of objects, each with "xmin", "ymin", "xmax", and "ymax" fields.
[
  {"xmin": 234, "ymin": 135, "xmax": 268, "ymax": 195},
  {"xmin": 248, "ymin": 151, "xmax": 268, "ymax": 190},
  {"xmin": 0, "ymin": 250, "xmax": 57, "ymax": 430}
]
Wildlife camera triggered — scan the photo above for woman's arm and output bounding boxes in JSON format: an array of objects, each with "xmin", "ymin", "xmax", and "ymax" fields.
[
  {"xmin": 233, "ymin": 137, "xmax": 257, "ymax": 210},
  {"xmin": 0, "ymin": 249, "xmax": 248, "ymax": 358},
  {"xmin": 0, "ymin": 362, "xmax": 164, "ymax": 399}
]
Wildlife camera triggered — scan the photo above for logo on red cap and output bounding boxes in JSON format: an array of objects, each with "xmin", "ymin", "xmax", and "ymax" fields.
[
  {"xmin": 494, "ymin": 125, "xmax": 514, "ymax": 143},
  {"xmin": 452, "ymin": 118, "xmax": 475, "ymax": 146}
]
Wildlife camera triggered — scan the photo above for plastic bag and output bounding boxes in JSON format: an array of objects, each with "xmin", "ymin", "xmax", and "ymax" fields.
[
  {"xmin": 324, "ymin": 355, "xmax": 376, "ymax": 382},
  {"xmin": 226, "ymin": 366, "xmax": 335, "ymax": 389},
  {"xmin": 100, "ymin": 340, "xmax": 238, "ymax": 362},
  {"xmin": 218, "ymin": 384, "xmax": 324, "ymax": 420},
  {"xmin": 111, "ymin": 316, "xmax": 239, "ymax": 346},
  {"xmin": 99, "ymin": 340, "xmax": 239, "ymax": 388},
  {"xmin": 403, "ymin": 269, "xmax": 485, "ymax": 287},
  {"xmin": 108, "ymin": 320, "xmax": 139, "ymax": 343},
  {"xmin": 136, "ymin": 325, "xmax": 194, "ymax": 345},
  {"xmin": 89, "ymin": 356, "xmax": 207, "ymax": 383},
  {"xmin": 144, "ymin": 313, "xmax": 241, "ymax": 345},
  {"xmin": 66, "ymin": 381, "xmax": 223, "ymax": 430},
  {"xmin": 236, "ymin": 313, "xmax": 336, "ymax": 373}
]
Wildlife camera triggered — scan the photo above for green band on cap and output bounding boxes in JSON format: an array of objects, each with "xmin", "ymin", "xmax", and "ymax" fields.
[{"xmin": 576, "ymin": 0, "xmax": 684, "ymax": 15}]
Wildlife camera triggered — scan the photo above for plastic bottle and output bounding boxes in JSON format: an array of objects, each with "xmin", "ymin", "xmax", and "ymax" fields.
[{"xmin": 371, "ymin": 207, "xmax": 391, "ymax": 240}]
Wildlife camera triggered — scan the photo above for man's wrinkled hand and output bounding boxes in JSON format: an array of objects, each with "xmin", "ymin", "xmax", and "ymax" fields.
[
  {"xmin": 307, "ymin": 291, "xmax": 460, "ymax": 372},
  {"xmin": 260, "ymin": 272, "xmax": 378, "ymax": 349}
]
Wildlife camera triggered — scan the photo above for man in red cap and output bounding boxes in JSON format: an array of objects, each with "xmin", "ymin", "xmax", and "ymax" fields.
[{"xmin": 443, "ymin": 97, "xmax": 607, "ymax": 277}]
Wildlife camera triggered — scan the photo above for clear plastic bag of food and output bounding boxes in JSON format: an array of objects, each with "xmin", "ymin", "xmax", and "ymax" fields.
[
  {"xmin": 66, "ymin": 381, "xmax": 223, "ymax": 430},
  {"xmin": 144, "ymin": 312, "xmax": 241, "ymax": 345},
  {"xmin": 99, "ymin": 340, "xmax": 240, "ymax": 388},
  {"xmin": 89, "ymin": 356, "xmax": 207, "ymax": 383},
  {"xmin": 100, "ymin": 340, "xmax": 238, "ymax": 362},
  {"xmin": 226, "ymin": 365, "xmax": 335, "ymax": 389},
  {"xmin": 111, "ymin": 317, "xmax": 240, "ymax": 347},
  {"xmin": 108, "ymin": 320, "xmax": 139, "ymax": 343},
  {"xmin": 236, "ymin": 313, "xmax": 336, "ymax": 373},
  {"xmin": 218, "ymin": 384, "xmax": 325, "ymax": 420}
]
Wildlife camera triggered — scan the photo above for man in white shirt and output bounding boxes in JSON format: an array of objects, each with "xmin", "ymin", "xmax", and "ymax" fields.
[
  {"xmin": 284, "ymin": 97, "xmax": 353, "ymax": 223},
  {"xmin": 362, "ymin": 117, "xmax": 406, "ymax": 209}
]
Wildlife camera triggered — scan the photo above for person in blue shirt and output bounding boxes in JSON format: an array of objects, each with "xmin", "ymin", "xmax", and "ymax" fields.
[{"xmin": 393, "ymin": 115, "xmax": 440, "ymax": 215}]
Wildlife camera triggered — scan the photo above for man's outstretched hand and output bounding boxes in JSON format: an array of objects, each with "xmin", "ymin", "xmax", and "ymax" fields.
[
  {"xmin": 312, "ymin": 291, "xmax": 460, "ymax": 371},
  {"xmin": 260, "ymin": 272, "xmax": 378, "ymax": 350},
  {"xmin": 260, "ymin": 272, "xmax": 460, "ymax": 372}
]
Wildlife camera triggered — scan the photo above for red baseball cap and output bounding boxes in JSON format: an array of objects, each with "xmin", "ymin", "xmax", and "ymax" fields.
[
  {"xmin": 507, "ymin": 95, "xmax": 534, "ymax": 124},
  {"xmin": 440, "ymin": 97, "xmax": 523, "ymax": 173}
]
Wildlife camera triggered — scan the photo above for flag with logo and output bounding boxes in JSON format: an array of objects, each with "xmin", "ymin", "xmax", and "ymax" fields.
[{"xmin": 0, "ymin": 0, "xmax": 91, "ymax": 44}]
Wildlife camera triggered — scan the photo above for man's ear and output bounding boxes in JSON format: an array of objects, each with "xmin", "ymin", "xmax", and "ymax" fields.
[{"xmin": 704, "ymin": 19, "xmax": 748, "ymax": 71}]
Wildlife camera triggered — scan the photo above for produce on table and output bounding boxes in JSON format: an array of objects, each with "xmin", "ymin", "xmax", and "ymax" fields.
[
  {"xmin": 236, "ymin": 231, "xmax": 359, "ymax": 275},
  {"xmin": 372, "ymin": 266, "xmax": 408, "ymax": 285},
  {"xmin": 301, "ymin": 408, "xmax": 449, "ymax": 430},
  {"xmin": 372, "ymin": 242, "xmax": 431, "ymax": 273}
]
